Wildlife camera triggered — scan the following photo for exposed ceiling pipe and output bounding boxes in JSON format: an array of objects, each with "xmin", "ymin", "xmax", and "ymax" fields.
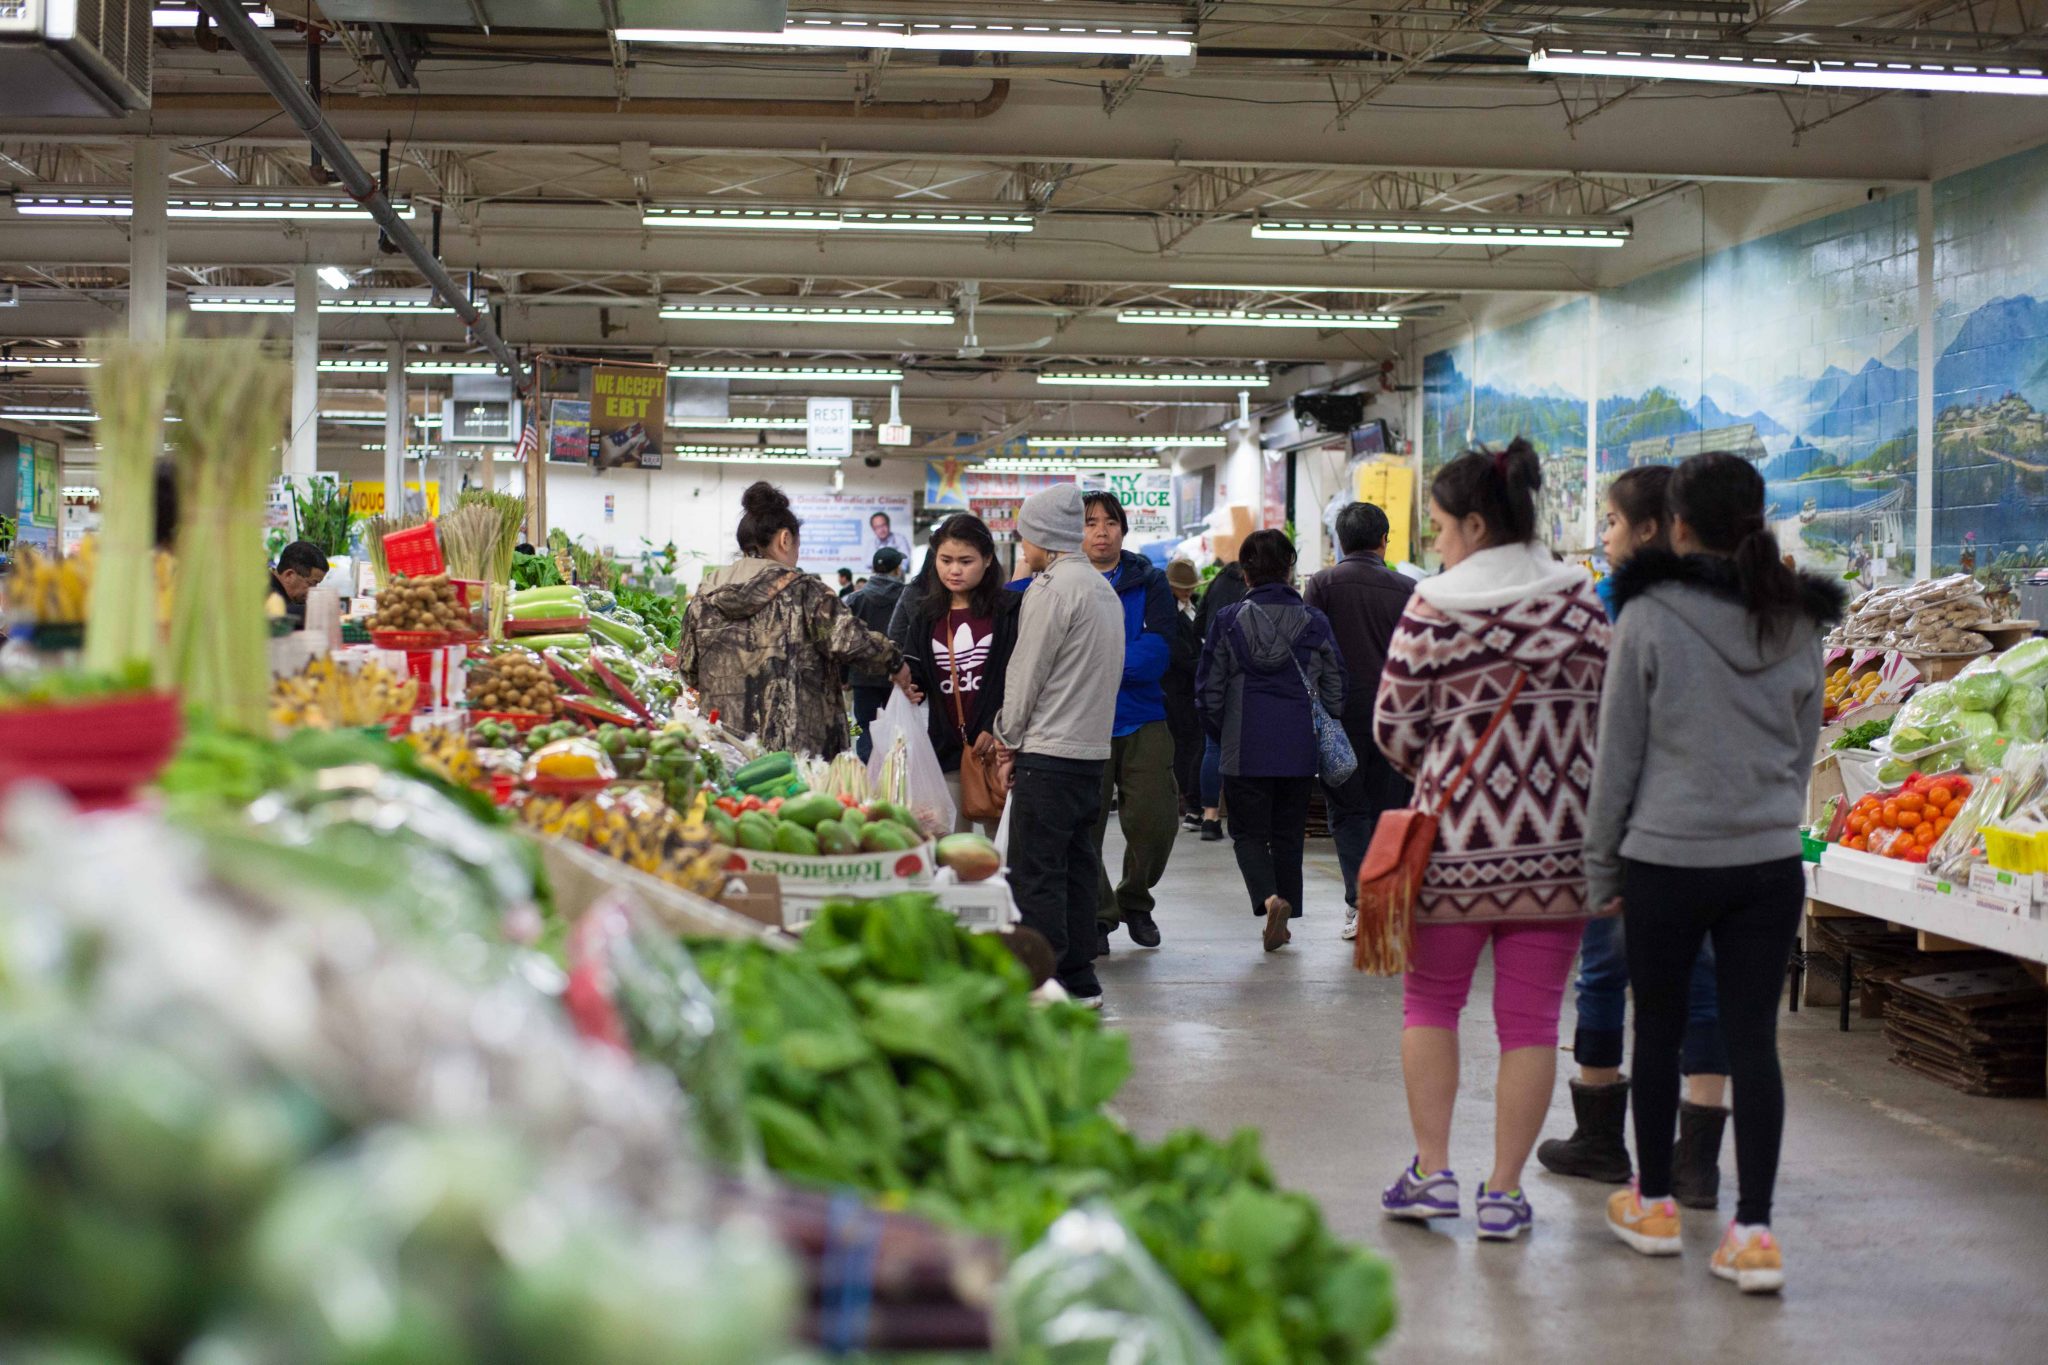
[
  {"xmin": 152, "ymin": 81, "xmax": 1012, "ymax": 122},
  {"xmin": 190, "ymin": 0, "xmax": 526, "ymax": 389}
]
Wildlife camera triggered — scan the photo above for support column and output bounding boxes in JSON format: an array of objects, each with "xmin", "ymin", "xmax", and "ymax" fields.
[
  {"xmin": 1916, "ymin": 183, "xmax": 1936, "ymax": 581},
  {"xmin": 385, "ymin": 354, "xmax": 406, "ymax": 522},
  {"xmin": 1584, "ymin": 296, "xmax": 1600, "ymax": 551},
  {"xmin": 287, "ymin": 266, "xmax": 320, "ymax": 479},
  {"xmin": 129, "ymin": 140, "xmax": 168, "ymax": 342}
]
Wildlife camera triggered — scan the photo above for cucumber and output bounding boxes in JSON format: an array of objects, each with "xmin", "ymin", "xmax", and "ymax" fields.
[
  {"xmin": 515, "ymin": 633, "xmax": 593, "ymax": 653},
  {"xmin": 587, "ymin": 613, "xmax": 648, "ymax": 654},
  {"xmin": 511, "ymin": 585, "xmax": 584, "ymax": 606},
  {"xmin": 732, "ymin": 752, "xmax": 795, "ymax": 787},
  {"xmin": 510, "ymin": 598, "xmax": 587, "ymax": 621}
]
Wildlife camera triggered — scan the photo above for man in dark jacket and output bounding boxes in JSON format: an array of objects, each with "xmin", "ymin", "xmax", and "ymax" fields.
[
  {"xmin": 1163, "ymin": 559, "xmax": 1204, "ymax": 829},
  {"xmin": 846, "ymin": 546, "xmax": 908, "ymax": 760},
  {"xmin": 1082, "ymin": 493, "xmax": 1190, "ymax": 951},
  {"xmin": 1302, "ymin": 501, "xmax": 1416, "ymax": 940}
]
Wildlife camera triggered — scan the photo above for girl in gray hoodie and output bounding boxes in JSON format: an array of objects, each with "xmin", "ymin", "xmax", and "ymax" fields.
[{"xmin": 1590, "ymin": 452, "xmax": 1845, "ymax": 1294}]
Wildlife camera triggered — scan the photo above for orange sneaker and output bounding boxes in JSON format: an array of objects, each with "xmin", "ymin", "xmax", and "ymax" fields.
[
  {"xmin": 1711, "ymin": 1223, "xmax": 1785, "ymax": 1294},
  {"xmin": 1606, "ymin": 1186, "xmax": 1682, "ymax": 1256}
]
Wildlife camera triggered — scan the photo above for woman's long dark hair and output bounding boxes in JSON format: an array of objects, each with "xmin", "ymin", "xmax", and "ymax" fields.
[
  {"xmin": 1431, "ymin": 436, "xmax": 1542, "ymax": 547},
  {"xmin": 735, "ymin": 480, "xmax": 802, "ymax": 557},
  {"xmin": 1668, "ymin": 451, "xmax": 1803, "ymax": 640},
  {"xmin": 912, "ymin": 513, "xmax": 1005, "ymax": 622},
  {"xmin": 1607, "ymin": 464, "xmax": 1673, "ymax": 550}
]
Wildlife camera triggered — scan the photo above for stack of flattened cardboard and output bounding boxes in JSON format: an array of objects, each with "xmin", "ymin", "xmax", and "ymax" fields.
[{"xmin": 1883, "ymin": 966, "xmax": 2047, "ymax": 1098}]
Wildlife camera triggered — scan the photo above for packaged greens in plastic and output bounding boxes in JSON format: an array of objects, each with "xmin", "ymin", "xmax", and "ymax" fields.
[
  {"xmin": 1994, "ymin": 636, "xmax": 2048, "ymax": 688},
  {"xmin": 998, "ymin": 1206, "xmax": 1227, "ymax": 1365},
  {"xmin": 1952, "ymin": 656, "xmax": 2011, "ymax": 712},
  {"xmin": 1889, "ymin": 682, "xmax": 1963, "ymax": 754},
  {"xmin": 1997, "ymin": 683, "xmax": 2048, "ymax": 741}
]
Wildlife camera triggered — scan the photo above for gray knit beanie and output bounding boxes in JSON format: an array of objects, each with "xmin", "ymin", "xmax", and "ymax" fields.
[{"xmin": 1016, "ymin": 484, "xmax": 1085, "ymax": 554}]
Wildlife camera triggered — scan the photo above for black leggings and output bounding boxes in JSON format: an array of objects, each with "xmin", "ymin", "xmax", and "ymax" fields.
[
  {"xmin": 1623, "ymin": 856, "xmax": 1804, "ymax": 1226},
  {"xmin": 1224, "ymin": 775, "xmax": 1310, "ymax": 917}
]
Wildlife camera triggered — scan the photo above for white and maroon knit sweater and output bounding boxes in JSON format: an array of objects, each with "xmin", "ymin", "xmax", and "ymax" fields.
[{"xmin": 1373, "ymin": 542, "xmax": 1611, "ymax": 925}]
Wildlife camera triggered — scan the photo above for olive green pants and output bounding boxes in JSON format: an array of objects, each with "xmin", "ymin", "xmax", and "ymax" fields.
[{"xmin": 1090, "ymin": 720, "xmax": 1181, "ymax": 926}]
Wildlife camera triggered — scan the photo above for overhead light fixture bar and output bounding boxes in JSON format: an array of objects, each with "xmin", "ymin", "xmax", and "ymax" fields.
[
  {"xmin": 673, "ymin": 447, "xmax": 847, "ymax": 465},
  {"xmin": 1, "ymin": 407, "xmax": 98, "ymax": 422},
  {"xmin": 668, "ymin": 364, "xmax": 904, "ymax": 382},
  {"xmin": 1038, "ymin": 371, "xmax": 1269, "ymax": 389},
  {"xmin": 644, "ymin": 203, "xmax": 1035, "ymax": 234},
  {"xmin": 1168, "ymin": 283, "xmax": 1396, "ymax": 293},
  {"xmin": 0, "ymin": 354, "xmax": 98, "ymax": 368},
  {"xmin": 319, "ymin": 359, "xmax": 501, "ymax": 375},
  {"xmin": 660, "ymin": 300, "xmax": 955, "ymax": 326},
  {"xmin": 1253, "ymin": 211, "xmax": 1631, "ymax": 248},
  {"xmin": 319, "ymin": 409, "xmax": 387, "ymax": 425},
  {"xmin": 318, "ymin": 266, "xmax": 353, "ymax": 291},
  {"xmin": 1026, "ymin": 434, "xmax": 1227, "ymax": 448},
  {"xmin": 192, "ymin": 288, "xmax": 456, "ymax": 315},
  {"xmin": 981, "ymin": 456, "xmax": 1164, "ymax": 473},
  {"xmin": 152, "ymin": 5, "xmax": 275, "ymax": 27},
  {"xmin": 618, "ymin": 16, "xmax": 1195, "ymax": 58},
  {"xmin": 670, "ymin": 416, "xmax": 875, "ymax": 430},
  {"xmin": 11, "ymin": 191, "xmax": 412, "ymax": 221},
  {"xmin": 1529, "ymin": 44, "xmax": 2048, "ymax": 94},
  {"xmin": 1117, "ymin": 307, "xmax": 1400, "ymax": 329}
]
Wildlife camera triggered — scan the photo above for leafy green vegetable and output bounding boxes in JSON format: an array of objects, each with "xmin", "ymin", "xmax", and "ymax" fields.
[
  {"xmin": 612, "ymin": 586, "xmax": 682, "ymax": 651},
  {"xmin": 690, "ymin": 898, "xmax": 1396, "ymax": 1364},
  {"xmin": 1831, "ymin": 713, "xmax": 1895, "ymax": 751}
]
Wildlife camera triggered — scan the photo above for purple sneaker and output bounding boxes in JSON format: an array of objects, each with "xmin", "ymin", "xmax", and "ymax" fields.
[
  {"xmin": 1475, "ymin": 1185, "xmax": 1534, "ymax": 1241},
  {"xmin": 1382, "ymin": 1160, "xmax": 1460, "ymax": 1221}
]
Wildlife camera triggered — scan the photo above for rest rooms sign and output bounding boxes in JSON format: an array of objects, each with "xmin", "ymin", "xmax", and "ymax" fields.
[
  {"xmin": 1079, "ymin": 469, "xmax": 1175, "ymax": 540},
  {"xmin": 807, "ymin": 397, "xmax": 854, "ymax": 459}
]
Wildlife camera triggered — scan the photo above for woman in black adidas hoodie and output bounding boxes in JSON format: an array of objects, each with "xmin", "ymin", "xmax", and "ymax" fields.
[{"xmin": 1589, "ymin": 452, "xmax": 1845, "ymax": 1294}]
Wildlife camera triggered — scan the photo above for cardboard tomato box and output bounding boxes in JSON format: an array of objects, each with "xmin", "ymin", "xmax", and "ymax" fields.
[{"xmin": 724, "ymin": 842, "xmax": 937, "ymax": 915}]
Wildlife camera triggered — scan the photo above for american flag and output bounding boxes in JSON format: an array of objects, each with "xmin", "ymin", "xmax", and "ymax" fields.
[{"xmin": 512, "ymin": 404, "xmax": 539, "ymax": 461}]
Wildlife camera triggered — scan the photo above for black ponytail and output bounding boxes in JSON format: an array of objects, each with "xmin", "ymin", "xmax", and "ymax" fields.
[
  {"xmin": 1431, "ymin": 436, "xmax": 1542, "ymax": 548},
  {"xmin": 1667, "ymin": 451, "xmax": 1803, "ymax": 641},
  {"xmin": 735, "ymin": 480, "xmax": 802, "ymax": 557}
]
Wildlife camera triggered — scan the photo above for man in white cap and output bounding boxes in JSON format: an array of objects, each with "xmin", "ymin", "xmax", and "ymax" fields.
[{"xmin": 989, "ymin": 483, "xmax": 1125, "ymax": 1005}]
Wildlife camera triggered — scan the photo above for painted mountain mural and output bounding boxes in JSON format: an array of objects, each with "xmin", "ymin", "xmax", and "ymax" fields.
[{"xmin": 1804, "ymin": 358, "xmax": 1917, "ymax": 444}]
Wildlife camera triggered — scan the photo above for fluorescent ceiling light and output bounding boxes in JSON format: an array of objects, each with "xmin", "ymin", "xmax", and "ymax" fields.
[
  {"xmin": 12, "ymin": 191, "xmax": 411, "ymax": 221},
  {"xmin": 1168, "ymin": 283, "xmax": 1382, "ymax": 293},
  {"xmin": 644, "ymin": 203, "xmax": 1034, "ymax": 234},
  {"xmin": 1529, "ymin": 45, "xmax": 2048, "ymax": 94},
  {"xmin": 1027, "ymin": 434, "xmax": 1227, "ymax": 448},
  {"xmin": 668, "ymin": 364, "xmax": 903, "ymax": 382},
  {"xmin": 61, "ymin": 485, "xmax": 100, "ymax": 497},
  {"xmin": 1, "ymin": 408, "xmax": 97, "ymax": 422},
  {"xmin": 318, "ymin": 266, "xmax": 353, "ymax": 291},
  {"xmin": 192, "ymin": 288, "xmax": 454, "ymax": 315},
  {"xmin": 318, "ymin": 359, "xmax": 500, "ymax": 375},
  {"xmin": 1253, "ymin": 212, "xmax": 1631, "ymax": 248},
  {"xmin": 673, "ymin": 447, "xmax": 846, "ymax": 465},
  {"xmin": 0, "ymin": 354, "xmax": 98, "ymax": 368},
  {"xmin": 319, "ymin": 410, "xmax": 387, "ymax": 425},
  {"xmin": 1118, "ymin": 308, "xmax": 1400, "ymax": 329},
  {"xmin": 618, "ymin": 19, "xmax": 1194, "ymax": 58},
  {"xmin": 672, "ymin": 444, "xmax": 814, "ymax": 457},
  {"xmin": 153, "ymin": 6, "xmax": 274, "ymax": 27},
  {"xmin": 1038, "ymin": 371, "xmax": 1269, "ymax": 389},
  {"xmin": 361, "ymin": 444, "xmax": 442, "ymax": 454},
  {"xmin": 670, "ymin": 415, "xmax": 875, "ymax": 430},
  {"xmin": 981, "ymin": 457, "xmax": 1162, "ymax": 473},
  {"xmin": 414, "ymin": 414, "xmax": 444, "ymax": 427},
  {"xmin": 660, "ymin": 301, "xmax": 955, "ymax": 325}
]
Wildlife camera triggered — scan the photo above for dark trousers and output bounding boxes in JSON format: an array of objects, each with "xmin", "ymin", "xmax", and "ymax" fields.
[
  {"xmin": 1169, "ymin": 712, "xmax": 1203, "ymax": 816},
  {"xmin": 1009, "ymin": 755, "xmax": 1107, "ymax": 999},
  {"xmin": 1322, "ymin": 715, "xmax": 1413, "ymax": 909},
  {"xmin": 1623, "ymin": 856, "xmax": 1804, "ymax": 1226},
  {"xmin": 851, "ymin": 683, "xmax": 891, "ymax": 763},
  {"xmin": 1224, "ymin": 774, "xmax": 1311, "ymax": 917},
  {"xmin": 1090, "ymin": 721, "xmax": 1180, "ymax": 926}
]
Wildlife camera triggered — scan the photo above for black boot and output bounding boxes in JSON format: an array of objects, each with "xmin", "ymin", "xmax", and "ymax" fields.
[
  {"xmin": 1536, "ymin": 1079, "xmax": 1633, "ymax": 1183},
  {"xmin": 1670, "ymin": 1100, "xmax": 1729, "ymax": 1210}
]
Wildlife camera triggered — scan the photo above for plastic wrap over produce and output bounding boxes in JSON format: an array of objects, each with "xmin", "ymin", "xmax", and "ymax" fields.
[
  {"xmin": 997, "ymin": 1206, "xmax": 1227, "ymax": 1365},
  {"xmin": 0, "ymin": 788, "xmax": 798, "ymax": 1363}
]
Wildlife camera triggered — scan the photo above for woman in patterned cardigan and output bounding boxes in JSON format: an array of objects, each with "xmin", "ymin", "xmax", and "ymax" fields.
[{"xmin": 1374, "ymin": 439, "xmax": 1612, "ymax": 1243}]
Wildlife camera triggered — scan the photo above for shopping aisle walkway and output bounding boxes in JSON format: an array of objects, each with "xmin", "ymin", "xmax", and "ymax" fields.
[{"xmin": 1097, "ymin": 826, "xmax": 2048, "ymax": 1364}]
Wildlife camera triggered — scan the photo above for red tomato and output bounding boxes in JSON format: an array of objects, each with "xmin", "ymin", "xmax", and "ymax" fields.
[
  {"xmin": 741, "ymin": 795, "xmax": 763, "ymax": 812},
  {"xmin": 1905, "ymin": 845, "xmax": 1929, "ymax": 863},
  {"xmin": 1927, "ymin": 784, "xmax": 1954, "ymax": 808},
  {"xmin": 767, "ymin": 797, "xmax": 784, "ymax": 813},
  {"xmin": 1897, "ymin": 810, "xmax": 1922, "ymax": 829},
  {"xmin": 1916, "ymin": 823, "xmax": 1938, "ymax": 845},
  {"xmin": 839, "ymin": 793, "xmax": 858, "ymax": 806},
  {"xmin": 1897, "ymin": 793, "xmax": 1926, "ymax": 814},
  {"xmin": 715, "ymin": 796, "xmax": 740, "ymax": 816},
  {"xmin": 1847, "ymin": 814, "xmax": 1867, "ymax": 835},
  {"xmin": 1944, "ymin": 799, "xmax": 1965, "ymax": 819}
]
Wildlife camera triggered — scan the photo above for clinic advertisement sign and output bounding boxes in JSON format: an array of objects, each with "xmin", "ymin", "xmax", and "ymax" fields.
[
  {"xmin": 1079, "ymin": 469, "xmax": 1174, "ymax": 541},
  {"xmin": 590, "ymin": 365, "xmax": 666, "ymax": 470},
  {"xmin": 788, "ymin": 493, "xmax": 914, "ymax": 576}
]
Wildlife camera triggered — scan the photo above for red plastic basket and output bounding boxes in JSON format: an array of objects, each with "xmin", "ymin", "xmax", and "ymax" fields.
[
  {"xmin": 468, "ymin": 709, "xmax": 549, "ymax": 732},
  {"xmin": 371, "ymin": 629, "xmax": 453, "ymax": 650},
  {"xmin": 383, "ymin": 524, "xmax": 445, "ymax": 579},
  {"xmin": 0, "ymin": 692, "xmax": 183, "ymax": 810}
]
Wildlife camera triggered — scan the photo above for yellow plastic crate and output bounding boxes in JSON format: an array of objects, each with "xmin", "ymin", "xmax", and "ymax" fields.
[{"xmin": 1979, "ymin": 824, "xmax": 2048, "ymax": 874}]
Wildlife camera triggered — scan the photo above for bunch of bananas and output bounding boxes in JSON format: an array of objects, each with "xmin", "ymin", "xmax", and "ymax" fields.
[
  {"xmin": 403, "ymin": 726, "xmax": 483, "ymax": 790},
  {"xmin": 517, "ymin": 786, "xmax": 724, "ymax": 896},
  {"xmin": 6, "ymin": 545, "xmax": 90, "ymax": 624},
  {"xmin": 270, "ymin": 657, "xmax": 419, "ymax": 730}
]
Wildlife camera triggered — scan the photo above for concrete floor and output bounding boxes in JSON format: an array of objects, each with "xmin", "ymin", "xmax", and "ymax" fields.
[{"xmin": 1097, "ymin": 825, "xmax": 2048, "ymax": 1363}]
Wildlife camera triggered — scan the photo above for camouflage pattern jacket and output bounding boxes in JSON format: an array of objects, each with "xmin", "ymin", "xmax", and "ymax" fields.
[{"xmin": 679, "ymin": 556, "xmax": 902, "ymax": 758}]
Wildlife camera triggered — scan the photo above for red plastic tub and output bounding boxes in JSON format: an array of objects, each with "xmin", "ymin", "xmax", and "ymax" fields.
[
  {"xmin": 0, "ymin": 692, "xmax": 184, "ymax": 810},
  {"xmin": 382, "ymin": 524, "xmax": 446, "ymax": 579}
]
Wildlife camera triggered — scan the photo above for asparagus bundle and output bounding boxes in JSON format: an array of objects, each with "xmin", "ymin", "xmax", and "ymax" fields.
[
  {"xmin": 164, "ymin": 333, "xmax": 291, "ymax": 733},
  {"xmin": 436, "ymin": 503, "xmax": 504, "ymax": 583},
  {"xmin": 83, "ymin": 329, "xmax": 174, "ymax": 677}
]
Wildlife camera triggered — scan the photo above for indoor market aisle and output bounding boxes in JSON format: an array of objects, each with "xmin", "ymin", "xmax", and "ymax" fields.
[{"xmin": 1097, "ymin": 827, "xmax": 2048, "ymax": 1364}]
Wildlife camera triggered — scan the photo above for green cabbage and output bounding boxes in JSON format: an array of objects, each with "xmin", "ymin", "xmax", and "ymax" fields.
[
  {"xmin": 1876, "ymin": 756, "xmax": 1916, "ymax": 786},
  {"xmin": 1890, "ymin": 682, "xmax": 1963, "ymax": 753},
  {"xmin": 1953, "ymin": 658, "xmax": 2011, "ymax": 712},
  {"xmin": 1997, "ymin": 683, "xmax": 2048, "ymax": 741},
  {"xmin": 1994, "ymin": 637, "xmax": 2048, "ymax": 688}
]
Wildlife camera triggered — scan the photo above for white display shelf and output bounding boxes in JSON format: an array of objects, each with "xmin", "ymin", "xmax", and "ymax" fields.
[{"xmin": 1806, "ymin": 849, "xmax": 2048, "ymax": 964}]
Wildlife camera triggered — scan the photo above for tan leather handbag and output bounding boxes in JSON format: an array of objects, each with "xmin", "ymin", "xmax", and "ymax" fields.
[{"xmin": 948, "ymin": 639, "xmax": 1006, "ymax": 822}]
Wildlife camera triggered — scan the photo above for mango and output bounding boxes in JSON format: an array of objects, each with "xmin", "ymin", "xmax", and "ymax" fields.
[
  {"xmin": 779, "ymin": 793, "xmax": 844, "ymax": 829},
  {"xmin": 734, "ymin": 813, "xmax": 776, "ymax": 852},
  {"xmin": 814, "ymin": 818, "xmax": 856, "ymax": 856},
  {"xmin": 936, "ymin": 832, "xmax": 1001, "ymax": 883},
  {"xmin": 773, "ymin": 822, "xmax": 820, "ymax": 856}
]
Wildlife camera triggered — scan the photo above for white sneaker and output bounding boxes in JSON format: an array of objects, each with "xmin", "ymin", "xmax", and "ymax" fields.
[{"xmin": 1341, "ymin": 908, "xmax": 1359, "ymax": 941}]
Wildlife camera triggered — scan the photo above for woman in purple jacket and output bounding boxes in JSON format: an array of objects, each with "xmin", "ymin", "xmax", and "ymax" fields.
[{"xmin": 1197, "ymin": 529, "xmax": 1348, "ymax": 952}]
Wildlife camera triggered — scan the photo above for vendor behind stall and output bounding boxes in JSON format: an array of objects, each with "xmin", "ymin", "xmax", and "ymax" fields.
[{"xmin": 267, "ymin": 540, "xmax": 328, "ymax": 624}]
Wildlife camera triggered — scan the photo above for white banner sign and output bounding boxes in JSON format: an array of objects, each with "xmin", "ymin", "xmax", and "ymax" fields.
[{"xmin": 1079, "ymin": 469, "xmax": 1175, "ymax": 541}]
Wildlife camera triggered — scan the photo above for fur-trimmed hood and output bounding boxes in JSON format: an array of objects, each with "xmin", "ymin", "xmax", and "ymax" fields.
[{"xmin": 1607, "ymin": 548, "xmax": 1846, "ymax": 675}]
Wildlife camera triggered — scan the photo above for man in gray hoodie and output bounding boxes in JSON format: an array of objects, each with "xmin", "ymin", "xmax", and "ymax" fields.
[{"xmin": 991, "ymin": 484, "xmax": 1125, "ymax": 1003}]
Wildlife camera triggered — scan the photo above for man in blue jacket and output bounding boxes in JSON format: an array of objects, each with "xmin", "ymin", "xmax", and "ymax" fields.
[{"xmin": 1082, "ymin": 491, "xmax": 1189, "ymax": 951}]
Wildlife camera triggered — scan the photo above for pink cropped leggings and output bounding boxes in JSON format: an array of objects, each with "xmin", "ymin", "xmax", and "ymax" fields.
[{"xmin": 1401, "ymin": 919, "xmax": 1586, "ymax": 1052}]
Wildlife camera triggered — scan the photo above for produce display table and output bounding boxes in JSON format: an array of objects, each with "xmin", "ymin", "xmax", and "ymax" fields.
[{"xmin": 1804, "ymin": 849, "xmax": 2048, "ymax": 966}]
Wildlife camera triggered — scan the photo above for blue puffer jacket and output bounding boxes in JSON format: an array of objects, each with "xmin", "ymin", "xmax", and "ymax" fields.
[
  {"xmin": 1197, "ymin": 582, "xmax": 1347, "ymax": 778},
  {"xmin": 1103, "ymin": 550, "xmax": 1184, "ymax": 738}
]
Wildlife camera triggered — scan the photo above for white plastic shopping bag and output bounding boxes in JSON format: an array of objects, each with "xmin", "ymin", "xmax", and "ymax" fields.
[
  {"xmin": 867, "ymin": 688, "xmax": 956, "ymax": 838},
  {"xmin": 991, "ymin": 793, "xmax": 1014, "ymax": 862}
]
